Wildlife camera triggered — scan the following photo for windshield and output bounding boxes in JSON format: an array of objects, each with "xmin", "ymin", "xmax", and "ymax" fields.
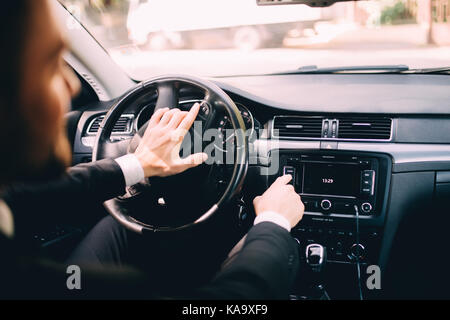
[{"xmin": 60, "ymin": 0, "xmax": 450, "ymax": 78}]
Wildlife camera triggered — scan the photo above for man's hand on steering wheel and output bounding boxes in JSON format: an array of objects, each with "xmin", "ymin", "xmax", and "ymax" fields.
[
  {"xmin": 134, "ymin": 103, "xmax": 208, "ymax": 178},
  {"xmin": 94, "ymin": 75, "xmax": 248, "ymax": 232}
]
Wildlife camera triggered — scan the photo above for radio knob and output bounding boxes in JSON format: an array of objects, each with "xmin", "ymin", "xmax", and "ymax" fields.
[
  {"xmin": 361, "ymin": 202, "xmax": 373, "ymax": 213},
  {"xmin": 320, "ymin": 199, "xmax": 332, "ymax": 211}
]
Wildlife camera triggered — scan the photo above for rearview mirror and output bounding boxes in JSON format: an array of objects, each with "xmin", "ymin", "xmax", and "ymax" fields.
[{"xmin": 257, "ymin": 0, "xmax": 356, "ymax": 8}]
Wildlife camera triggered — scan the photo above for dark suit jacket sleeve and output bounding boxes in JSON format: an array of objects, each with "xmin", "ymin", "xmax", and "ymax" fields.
[
  {"xmin": 67, "ymin": 222, "xmax": 299, "ymax": 300},
  {"xmin": 1, "ymin": 221, "xmax": 299, "ymax": 299},
  {"xmin": 193, "ymin": 222, "xmax": 299, "ymax": 300},
  {"xmin": 2, "ymin": 159, "xmax": 126, "ymax": 239},
  {"xmin": 25, "ymin": 222, "xmax": 298, "ymax": 300},
  {"xmin": 51, "ymin": 222, "xmax": 298, "ymax": 300}
]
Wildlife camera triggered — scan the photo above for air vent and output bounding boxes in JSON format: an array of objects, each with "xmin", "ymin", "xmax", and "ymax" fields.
[
  {"xmin": 338, "ymin": 117, "xmax": 392, "ymax": 140},
  {"xmin": 87, "ymin": 115, "xmax": 134, "ymax": 134},
  {"xmin": 273, "ymin": 116, "xmax": 323, "ymax": 138},
  {"xmin": 88, "ymin": 116, "xmax": 103, "ymax": 133},
  {"xmin": 112, "ymin": 116, "xmax": 131, "ymax": 133}
]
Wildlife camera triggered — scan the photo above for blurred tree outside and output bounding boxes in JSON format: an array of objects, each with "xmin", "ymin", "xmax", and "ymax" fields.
[
  {"xmin": 380, "ymin": 0, "xmax": 416, "ymax": 24},
  {"xmin": 61, "ymin": 0, "xmax": 131, "ymax": 46}
]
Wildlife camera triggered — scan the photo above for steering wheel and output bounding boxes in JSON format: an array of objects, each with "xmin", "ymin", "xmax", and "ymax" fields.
[{"xmin": 92, "ymin": 75, "xmax": 248, "ymax": 234}]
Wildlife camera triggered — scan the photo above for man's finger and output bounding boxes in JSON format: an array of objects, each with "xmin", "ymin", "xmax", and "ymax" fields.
[
  {"xmin": 170, "ymin": 127, "xmax": 188, "ymax": 143},
  {"xmin": 272, "ymin": 174, "xmax": 292, "ymax": 187},
  {"xmin": 160, "ymin": 108, "xmax": 180, "ymax": 126},
  {"xmin": 179, "ymin": 103, "xmax": 200, "ymax": 131},
  {"xmin": 167, "ymin": 111, "xmax": 188, "ymax": 129},
  {"xmin": 148, "ymin": 107, "xmax": 169, "ymax": 128},
  {"xmin": 253, "ymin": 196, "xmax": 261, "ymax": 205},
  {"xmin": 179, "ymin": 152, "xmax": 208, "ymax": 168}
]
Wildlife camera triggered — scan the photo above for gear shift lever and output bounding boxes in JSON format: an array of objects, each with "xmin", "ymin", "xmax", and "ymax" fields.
[
  {"xmin": 306, "ymin": 244, "xmax": 326, "ymax": 272},
  {"xmin": 305, "ymin": 243, "xmax": 330, "ymax": 300}
]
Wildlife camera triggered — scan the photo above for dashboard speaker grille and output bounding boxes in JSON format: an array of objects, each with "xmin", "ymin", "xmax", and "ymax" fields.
[
  {"xmin": 338, "ymin": 117, "xmax": 392, "ymax": 140},
  {"xmin": 273, "ymin": 116, "xmax": 323, "ymax": 138}
]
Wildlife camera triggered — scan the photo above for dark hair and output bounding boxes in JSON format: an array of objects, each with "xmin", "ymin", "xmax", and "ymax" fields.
[
  {"xmin": 0, "ymin": 1, "xmax": 31, "ymax": 185},
  {"xmin": 0, "ymin": 2, "xmax": 30, "ymax": 110}
]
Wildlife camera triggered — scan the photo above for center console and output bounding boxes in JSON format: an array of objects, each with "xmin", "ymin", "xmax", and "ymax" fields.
[
  {"xmin": 282, "ymin": 153, "xmax": 379, "ymax": 217},
  {"xmin": 268, "ymin": 150, "xmax": 392, "ymax": 299}
]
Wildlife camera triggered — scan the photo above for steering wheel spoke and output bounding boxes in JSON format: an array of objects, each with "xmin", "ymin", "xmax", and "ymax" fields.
[
  {"xmin": 155, "ymin": 82, "xmax": 179, "ymax": 110},
  {"xmin": 95, "ymin": 138, "xmax": 132, "ymax": 160}
]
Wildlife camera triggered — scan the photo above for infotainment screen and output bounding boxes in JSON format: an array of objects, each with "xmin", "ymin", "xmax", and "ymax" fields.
[{"xmin": 302, "ymin": 163, "xmax": 361, "ymax": 197}]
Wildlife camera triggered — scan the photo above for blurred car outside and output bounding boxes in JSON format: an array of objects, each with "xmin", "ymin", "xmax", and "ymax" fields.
[{"xmin": 126, "ymin": 0, "xmax": 322, "ymax": 50}]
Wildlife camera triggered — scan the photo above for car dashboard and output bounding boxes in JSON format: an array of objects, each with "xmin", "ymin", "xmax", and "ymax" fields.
[{"xmin": 60, "ymin": 72, "xmax": 450, "ymax": 298}]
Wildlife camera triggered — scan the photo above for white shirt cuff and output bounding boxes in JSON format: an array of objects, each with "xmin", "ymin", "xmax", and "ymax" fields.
[
  {"xmin": 254, "ymin": 211, "xmax": 291, "ymax": 232},
  {"xmin": 114, "ymin": 154, "xmax": 145, "ymax": 187}
]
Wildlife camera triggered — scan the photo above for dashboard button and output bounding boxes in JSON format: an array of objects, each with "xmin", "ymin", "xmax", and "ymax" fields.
[
  {"xmin": 320, "ymin": 141, "xmax": 338, "ymax": 150},
  {"xmin": 283, "ymin": 166, "xmax": 296, "ymax": 185},
  {"xmin": 334, "ymin": 202, "xmax": 352, "ymax": 213},
  {"xmin": 362, "ymin": 179, "xmax": 371, "ymax": 186},
  {"xmin": 303, "ymin": 200, "xmax": 318, "ymax": 211},
  {"xmin": 361, "ymin": 170, "xmax": 375, "ymax": 195},
  {"xmin": 362, "ymin": 170, "xmax": 374, "ymax": 179},
  {"xmin": 320, "ymin": 199, "xmax": 332, "ymax": 211},
  {"xmin": 361, "ymin": 202, "xmax": 373, "ymax": 213}
]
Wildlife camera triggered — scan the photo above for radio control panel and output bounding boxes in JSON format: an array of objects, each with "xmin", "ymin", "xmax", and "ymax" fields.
[
  {"xmin": 275, "ymin": 152, "xmax": 387, "ymax": 217},
  {"xmin": 269, "ymin": 150, "xmax": 391, "ymax": 297}
]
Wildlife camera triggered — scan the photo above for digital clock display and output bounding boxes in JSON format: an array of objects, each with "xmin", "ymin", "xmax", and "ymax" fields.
[{"xmin": 303, "ymin": 163, "xmax": 361, "ymax": 197}]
